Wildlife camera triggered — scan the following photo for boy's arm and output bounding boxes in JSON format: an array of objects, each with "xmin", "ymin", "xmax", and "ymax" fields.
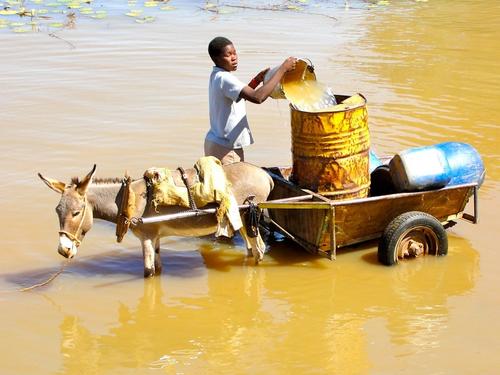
[
  {"xmin": 240, "ymin": 57, "xmax": 296, "ymax": 104},
  {"xmin": 248, "ymin": 68, "xmax": 269, "ymax": 89}
]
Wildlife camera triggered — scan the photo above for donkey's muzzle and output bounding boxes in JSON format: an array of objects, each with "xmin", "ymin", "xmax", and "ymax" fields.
[{"xmin": 58, "ymin": 235, "xmax": 78, "ymax": 258}]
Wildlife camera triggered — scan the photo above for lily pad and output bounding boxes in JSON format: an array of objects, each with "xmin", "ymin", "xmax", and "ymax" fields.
[
  {"xmin": 0, "ymin": 9, "xmax": 17, "ymax": 15},
  {"xmin": 126, "ymin": 9, "xmax": 142, "ymax": 17},
  {"xmin": 12, "ymin": 27, "xmax": 30, "ymax": 32},
  {"xmin": 91, "ymin": 12, "xmax": 106, "ymax": 19}
]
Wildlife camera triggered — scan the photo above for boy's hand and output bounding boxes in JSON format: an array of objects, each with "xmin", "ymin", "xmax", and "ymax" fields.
[{"xmin": 282, "ymin": 57, "xmax": 297, "ymax": 72}]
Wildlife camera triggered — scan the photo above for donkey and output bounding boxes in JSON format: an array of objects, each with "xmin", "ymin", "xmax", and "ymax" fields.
[{"xmin": 38, "ymin": 163, "xmax": 274, "ymax": 277}]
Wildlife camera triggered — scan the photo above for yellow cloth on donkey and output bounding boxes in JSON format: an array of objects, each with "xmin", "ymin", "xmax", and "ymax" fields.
[{"xmin": 143, "ymin": 156, "xmax": 242, "ymax": 237}]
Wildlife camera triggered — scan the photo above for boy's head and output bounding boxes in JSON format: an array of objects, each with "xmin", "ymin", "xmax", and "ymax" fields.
[{"xmin": 208, "ymin": 36, "xmax": 238, "ymax": 71}]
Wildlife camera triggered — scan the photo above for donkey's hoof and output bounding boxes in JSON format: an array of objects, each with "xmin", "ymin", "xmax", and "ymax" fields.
[
  {"xmin": 254, "ymin": 255, "xmax": 263, "ymax": 265},
  {"xmin": 144, "ymin": 268, "xmax": 155, "ymax": 278},
  {"xmin": 246, "ymin": 248, "xmax": 254, "ymax": 257}
]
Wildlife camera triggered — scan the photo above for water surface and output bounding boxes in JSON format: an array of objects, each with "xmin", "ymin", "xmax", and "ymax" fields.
[{"xmin": 1, "ymin": 1, "xmax": 499, "ymax": 374}]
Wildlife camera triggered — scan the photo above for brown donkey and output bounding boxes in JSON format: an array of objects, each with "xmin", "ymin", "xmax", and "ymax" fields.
[{"xmin": 38, "ymin": 163, "xmax": 273, "ymax": 277}]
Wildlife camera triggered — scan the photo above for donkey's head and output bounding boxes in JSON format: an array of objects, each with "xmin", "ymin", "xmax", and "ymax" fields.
[{"xmin": 38, "ymin": 165, "xmax": 97, "ymax": 259}]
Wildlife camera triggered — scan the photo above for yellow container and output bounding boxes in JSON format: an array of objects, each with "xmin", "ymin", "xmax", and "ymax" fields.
[
  {"xmin": 265, "ymin": 59, "xmax": 316, "ymax": 99},
  {"xmin": 290, "ymin": 94, "xmax": 370, "ymax": 199}
]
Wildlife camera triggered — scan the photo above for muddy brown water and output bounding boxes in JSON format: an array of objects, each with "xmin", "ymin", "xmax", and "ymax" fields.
[{"xmin": 1, "ymin": 1, "xmax": 499, "ymax": 374}]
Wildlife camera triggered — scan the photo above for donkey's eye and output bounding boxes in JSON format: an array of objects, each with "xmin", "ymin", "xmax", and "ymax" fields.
[{"xmin": 72, "ymin": 211, "xmax": 81, "ymax": 217}]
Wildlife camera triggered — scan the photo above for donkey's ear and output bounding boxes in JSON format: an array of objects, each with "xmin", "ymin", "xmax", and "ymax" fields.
[
  {"xmin": 38, "ymin": 173, "xmax": 66, "ymax": 194},
  {"xmin": 76, "ymin": 164, "xmax": 97, "ymax": 196}
]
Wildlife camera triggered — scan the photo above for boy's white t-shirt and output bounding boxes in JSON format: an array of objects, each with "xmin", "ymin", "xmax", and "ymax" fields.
[{"xmin": 206, "ymin": 66, "xmax": 254, "ymax": 149}]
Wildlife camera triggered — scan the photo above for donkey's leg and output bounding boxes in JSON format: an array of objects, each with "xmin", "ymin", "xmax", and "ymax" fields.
[
  {"xmin": 238, "ymin": 222, "xmax": 254, "ymax": 258},
  {"xmin": 239, "ymin": 216, "xmax": 265, "ymax": 264},
  {"xmin": 141, "ymin": 238, "xmax": 156, "ymax": 278},
  {"xmin": 154, "ymin": 238, "xmax": 162, "ymax": 275}
]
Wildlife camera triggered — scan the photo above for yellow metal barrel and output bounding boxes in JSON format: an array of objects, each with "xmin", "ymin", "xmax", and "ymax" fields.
[{"xmin": 290, "ymin": 94, "xmax": 370, "ymax": 199}]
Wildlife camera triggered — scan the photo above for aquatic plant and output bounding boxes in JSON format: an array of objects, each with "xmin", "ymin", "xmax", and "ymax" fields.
[{"xmin": 0, "ymin": 0, "xmax": 176, "ymax": 33}]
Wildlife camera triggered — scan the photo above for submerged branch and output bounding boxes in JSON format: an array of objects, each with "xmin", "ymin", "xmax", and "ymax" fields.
[
  {"xmin": 223, "ymin": 3, "xmax": 337, "ymax": 20},
  {"xmin": 49, "ymin": 32, "xmax": 76, "ymax": 49}
]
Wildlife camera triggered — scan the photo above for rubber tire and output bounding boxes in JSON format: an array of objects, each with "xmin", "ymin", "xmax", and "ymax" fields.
[{"xmin": 378, "ymin": 211, "xmax": 448, "ymax": 266}]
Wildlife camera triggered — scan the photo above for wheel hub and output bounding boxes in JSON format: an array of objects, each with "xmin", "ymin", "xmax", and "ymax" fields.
[{"xmin": 396, "ymin": 226, "xmax": 438, "ymax": 260}]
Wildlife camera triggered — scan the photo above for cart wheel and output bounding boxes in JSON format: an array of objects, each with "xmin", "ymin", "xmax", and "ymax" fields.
[{"xmin": 378, "ymin": 211, "xmax": 448, "ymax": 266}]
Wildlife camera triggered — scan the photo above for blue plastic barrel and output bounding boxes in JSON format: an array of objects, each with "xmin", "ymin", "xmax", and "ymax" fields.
[
  {"xmin": 389, "ymin": 142, "xmax": 484, "ymax": 192},
  {"xmin": 436, "ymin": 142, "xmax": 485, "ymax": 186}
]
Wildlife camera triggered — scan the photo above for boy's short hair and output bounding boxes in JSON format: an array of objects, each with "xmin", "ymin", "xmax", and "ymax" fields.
[{"xmin": 208, "ymin": 36, "xmax": 233, "ymax": 63}]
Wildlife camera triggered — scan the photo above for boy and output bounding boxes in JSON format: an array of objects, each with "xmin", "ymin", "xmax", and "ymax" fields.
[{"xmin": 205, "ymin": 36, "xmax": 297, "ymax": 164}]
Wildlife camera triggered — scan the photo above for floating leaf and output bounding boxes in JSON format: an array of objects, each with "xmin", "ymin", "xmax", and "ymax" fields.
[
  {"xmin": 126, "ymin": 9, "xmax": 142, "ymax": 16},
  {"xmin": 12, "ymin": 27, "xmax": 30, "ymax": 32},
  {"xmin": 92, "ymin": 12, "xmax": 106, "ymax": 19},
  {"xmin": 0, "ymin": 9, "xmax": 17, "ymax": 15}
]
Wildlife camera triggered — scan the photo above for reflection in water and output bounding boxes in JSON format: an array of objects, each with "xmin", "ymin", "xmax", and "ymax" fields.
[{"xmin": 55, "ymin": 238, "xmax": 478, "ymax": 374}]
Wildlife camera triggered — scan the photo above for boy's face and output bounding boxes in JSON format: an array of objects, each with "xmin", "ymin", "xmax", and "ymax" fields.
[{"xmin": 215, "ymin": 44, "xmax": 238, "ymax": 71}]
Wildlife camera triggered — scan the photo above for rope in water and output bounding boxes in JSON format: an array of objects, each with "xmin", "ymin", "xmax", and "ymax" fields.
[{"xmin": 0, "ymin": 259, "xmax": 71, "ymax": 294}]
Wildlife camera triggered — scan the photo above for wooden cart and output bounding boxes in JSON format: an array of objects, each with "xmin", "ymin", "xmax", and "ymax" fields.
[{"xmin": 260, "ymin": 168, "xmax": 479, "ymax": 265}]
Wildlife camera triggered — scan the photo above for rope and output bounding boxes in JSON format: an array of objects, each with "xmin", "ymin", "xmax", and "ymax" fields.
[
  {"xmin": 1, "ymin": 196, "xmax": 85, "ymax": 294},
  {"xmin": 0, "ymin": 259, "xmax": 71, "ymax": 294},
  {"xmin": 59, "ymin": 195, "xmax": 87, "ymax": 246},
  {"xmin": 243, "ymin": 196, "xmax": 261, "ymax": 238},
  {"xmin": 177, "ymin": 167, "xmax": 198, "ymax": 211}
]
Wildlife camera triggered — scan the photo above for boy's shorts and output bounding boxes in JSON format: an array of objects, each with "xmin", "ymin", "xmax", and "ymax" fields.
[{"xmin": 204, "ymin": 139, "xmax": 244, "ymax": 165}]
